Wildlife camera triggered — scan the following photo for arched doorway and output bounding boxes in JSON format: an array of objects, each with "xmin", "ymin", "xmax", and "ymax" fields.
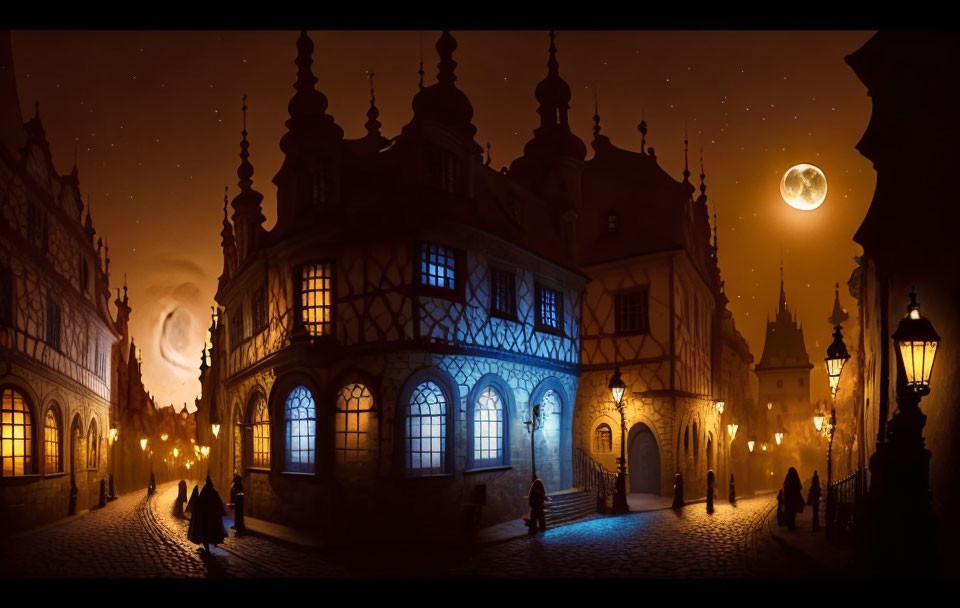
[
  {"xmin": 628, "ymin": 423, "xmax": 661, "ymax": 494},
  {"xmin": 533, "ymin": 389, "xmax": 563, "ymax": 493}
]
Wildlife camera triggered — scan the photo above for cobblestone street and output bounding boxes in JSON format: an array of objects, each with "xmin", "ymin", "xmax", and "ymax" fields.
[{"xmin": 0, "ymin": 484, "xmax": 813, "ymax": 578}]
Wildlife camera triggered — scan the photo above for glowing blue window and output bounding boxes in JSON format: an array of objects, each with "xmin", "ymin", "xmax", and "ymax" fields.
[
  {"xmin": 535, "ymin": 284, "xmax": 562, "ymax": 332},
  {"xmin": 284, "ymin": 385, "xmax": 315, "ymax": 473},
  {"xmin": 406, "ymin": 381, "xmax": 447, "ymax": 475},
  {"xmin": 420, "ymin": 243, "xmax": 456, "ymax": 290},
  {"xmin": 473, "ymin": 386, "xmax": 504, "ymax": 466}
]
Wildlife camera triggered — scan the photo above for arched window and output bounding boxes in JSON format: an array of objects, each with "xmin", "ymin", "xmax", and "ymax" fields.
[
  {"xmin": 44, "ymin": 407, "xmax": 60, "ymax": 474},
  {"xmin": 251, "ymin": 395, "xmax": 270, "ymax": 469},
  {"xmin": 594, "ymin": 423, "xmax": 612, "ymax": 453},
  {"xmin": 1, "ymin": 388, "xmax": 33, "ymax": 477},
  {"xmin": 87, "ymin": 419, "xmax": 99, "ymax": 469},
  {"xmin": 472, "ymin": 386, "xmax": 504, "ymax": 467},
  {"xmin": 233, "ymin": 404, "xmax": 243, "ymax": 474},
  {"xmin": 405, "ymin": 381, "xmax": 447, "ymax": 476},
  {"xmin": 283, "ymin": 385, "xmax": 315, "ymax": 473},
  {"xmin": 335, "ymin": 383, "xmax": 375, "ymax": 464}
]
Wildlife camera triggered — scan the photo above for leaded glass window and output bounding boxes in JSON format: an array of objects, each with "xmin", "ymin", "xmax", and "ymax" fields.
[
  {"xmin": 284, "ymin": 385, "xmax": 315, "ymax": 473},
  {"xmin": 595, "ymin": 423, "xmax": 612, "ymax": 453},
  {"xmin": 87, "ymin": 419, "xmax": 98, "ymax": 469},
  {"xmin": 233, "ymin": 407, "xmax": 243, "ymax": 474},
  {"xmin": 335, "ymin": 383, "xmax": 375, "ymax": 464},
  {"xmin": 615, "ymin": 289, "xmax": 649, "ymax": 334},
  {"xmin": 301, "ymin": 263, "xmax": 333, "ymax": 337},
  {"xmin": 490, "ymin": 268, "xmax": 516, "ymax": 318},
  {"xmin": 535, "ymin": 284, "xmax": 562, "ymax": 333},
  {"xmin": 420, "ymin": 243, "xmax": 456, "ymax": 291},
  {"xmin": 1, "ymin": 388, "xmax": 32, "ymax": 477},
  {"xmin": 46, "ymin": 298, "xmax": 61, "ymax": 351},
  {"xmin": 44, "ymin": 408, "xmax": 60, "ymax": 473},
  {"xmin": 473, "ymin": 386, "xmax": 504, "ymax": 466},
  {"xmin": 251, "ymin": 396, "xmax": 270, "ymax": 469},
  {"xmin": 405, "ymin": 381, "xmax": 447, "ymax": 475}
]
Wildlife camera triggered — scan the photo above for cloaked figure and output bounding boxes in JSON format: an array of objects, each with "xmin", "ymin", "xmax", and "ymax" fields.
[
  {"xmin": 173, "ymin": 479, "xmax": 188, "ymax": 518},
  {"xmin": 525, "ymin": 477, "xmax": 547, "ymax": 535},
  {"xmin": 229, "ymin": 475, "xmax": 246, "ymax": 535},
  {"xmin": 782, "ymin": 467, "xmax": 805, "ymax": 531},
  {"xmin": 147, "ymin": 471, "xmax": 156, "ymax": 496},
  {"xmin": 672, "ymin": 472, "xmax": 685, "ymax": 509},
  {"xmin": 187, "ymin": 476, "xmax": 227, "ymax": 553},
  {"xmin": 807, "ymin": 470, "xmax": 822, "ymax": 532},
  {"xmin": 729, "ymin": 474, "xmax": 737, "ymax": 504},
  {"xmin": 185, "ymin": 485, "xmax": 200, "ymax": 520},
  {"xmin": 706, "ymin": 469, "xmax": 716, "ymax": 514}
]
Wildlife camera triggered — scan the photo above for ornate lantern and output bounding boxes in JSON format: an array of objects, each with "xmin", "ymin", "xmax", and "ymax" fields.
[
  {"xmin": 747, "ymin": 439, "xmax": 756, "ymax": 453},
  {"xmin": 775, "ymin": 432, "xmax": 783, "ymax": 446},
  {"xmin": 212, "ymin": 424, "xmax": 221, "ymax": 439},
  {"xmin": 140, "ymin": 438, "xmax": 148, "ymax": 452},
  {"xmin": 608, "ymin": 366, "xmax": 626, "ymax": 406},
  {"xmin": 814, "ymin": 411, "xmax": 825, "ymax": 433},
  {"xmin": 825, "ymin": 327, "xmax": 851, "ymax": 399},
  {"xmin": 891, "ymin": 289, "xmax": 940, "ymax": 396},
  {"xmin": 160, "ymin": 433, "xmax": 169, "ymax": 442},
  {"xmin": 727, "ymin": 423, "xmax": 738, "ymax": 442},
  {"xmin": 715, "ymin": 400, "xmax": 725, "ymax": 415}
]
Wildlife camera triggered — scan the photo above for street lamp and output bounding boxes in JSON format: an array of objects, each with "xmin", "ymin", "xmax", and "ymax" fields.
[
  {"xmin": 825, "ymin": 328, "xmax": 851, "ymax": 400},
  {"xmin": 160, "ymin": 433, "xmax": 169, "ymax": 442},
  {"xmin": 212, "ymin": 424, "xmax": 221, "ymax": 439},
  {"xmin": 891, "ymin": 288, "xmax": 940, "ymax": 397},
  {"xmin": 523, "ymin": 404, "xmax": 542, "ymax": 481},
  {"xmin": 715, "ymin": 400, "xmax": 725, "ymax": 415},
  {"xmin": 775, "ymin": 432, "xmax": 783, "ymax": 446},
  {"xmin": 108, "ymin": 428, "xmax": 118, "ymax": 445},
  {"xmin": 608, "ymin": 365, "xmax": 629, "ymax": 514},
  {"xmin": 813, "ymin": 411, "xmax": 825, "ymax": 434},
  {"xmin": 747, "ymin": 439, "xmax": 756, "ymax": 453},
  {"xmin": 727, "ymin": 424, "xmax": 738, "ymax": 442},
  {"xmin": 140, "ymin": 438, "xmax": 148, "ymax": 452}
]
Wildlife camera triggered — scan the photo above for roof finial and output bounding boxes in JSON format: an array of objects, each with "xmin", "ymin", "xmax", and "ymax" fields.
[
  {"xmin": 592, "ymin": 86, "xmax": 601, "ymax": 139},
  {"xmin": 638, "ymin": 109, "xmax": 648, "ymax": 154},
  {"xmin": 436, "ymin": 31, "xmax": 458, "ymax": 86},
  {"xmin": 364, "ymin": 70, "xmax": 382, "ymax": 138},
  {"xmin": 682, "ymin": 123, "xmax": 690, "ymax": 183},
  {"xmin": 418, "ymin": 32, "xmax": 425, "ymax": 90},
  {"xmin": 712, "ymin": 208, "xmax": 718, "ymax": 251},
  {"xmin": 548, "ymin": 30, "xmax": 558, "ymax": 77},
  {"xmin": 699, "ymin": 147, "xmax": 707, "ymax": 197},
  {"xmin": 238, "ymin": 95, "xmax": 254, "ymax": 191},
  {"xmin": 485, "ymin": 142, "xmax": 492, "ymax": 167}
]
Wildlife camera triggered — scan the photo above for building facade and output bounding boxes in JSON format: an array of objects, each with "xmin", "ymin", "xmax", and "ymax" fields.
[{"xmin": 0, "ymin": 31, "xmax": 119, "ymax": 532}]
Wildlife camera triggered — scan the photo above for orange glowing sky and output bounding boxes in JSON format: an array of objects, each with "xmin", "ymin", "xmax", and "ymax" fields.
[{"xmin": 11, "ymin": 30, "xmax": 876, "ymax": 410}]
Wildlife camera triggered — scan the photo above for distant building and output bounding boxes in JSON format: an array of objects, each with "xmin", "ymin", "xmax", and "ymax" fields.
[{"xmin": 199, "ymin": 30, "xmax": 755, "ymax": 540}]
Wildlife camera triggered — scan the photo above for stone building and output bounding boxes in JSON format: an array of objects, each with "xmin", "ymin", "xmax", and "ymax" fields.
[
  {"xmin": 845, "ymin": 32, "xmax": 960, "ymax": 564},
  {"xmin": 0, "ymin": 31, "xmax": 119, "ymax": 532},
  {"xmin": 198, "ymin": 30, "xmax": 755, "ymax": 540}
]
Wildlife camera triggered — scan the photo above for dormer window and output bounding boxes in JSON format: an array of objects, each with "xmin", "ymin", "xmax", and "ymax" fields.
[
  {"xmin": 490, "ymin": 268, "xmax": 517, "ymax": 319},
  {"xmin": 426, "ymin": 144, "xmax": 456, "ymax": 194}
]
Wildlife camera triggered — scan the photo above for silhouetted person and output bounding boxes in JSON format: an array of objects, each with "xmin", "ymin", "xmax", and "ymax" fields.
[
  {"xmin": 807, "ymin": 470, "xmax": 822, "ymax": 532},
  {"xmin": 173, "ymin": 479, "xmax": 188, "ymax": 518},
  {"xmin": 229, "ymin": 475, "xmax": 246, "ymax": 534},
  {"xmin": 185, "ymin": 484, "xmax": 199, "ymax": 519},
  {"xmin": 776, "ymin": 489, "xmax": 784, "ymax": 526},
  {"xmin": 729, "ymin": 474, "xmax": 736, "ymax": 504},
  {"xmin": 526, "ymin": 477, "xmax": 547, "ymax": 535},
  {"xmin": 672, "ymin": 472, "xmax": 685, "ymax": 509},
  {"xmin": 98, "ymin": 478, "xmax": 106, "ymax": 508},
  {"xmin": 148, "ymin": 471, "xmax": 156, "ymax": 495},
  {"xmin": 706, "ymin": 469, "xmax": 716, "ymax": 514},
  {"xmin": 187, "ymin": 476, "xmax": 227, "ymax": 553},
  {"xmin": 782, "ymin": 467, "xmax": 804, "ymax": 531}
]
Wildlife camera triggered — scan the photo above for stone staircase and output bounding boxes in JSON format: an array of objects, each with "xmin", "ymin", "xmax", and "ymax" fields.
[{"xmin": 544, "ymin": 490, "xmax": 597, "ymax": 528}]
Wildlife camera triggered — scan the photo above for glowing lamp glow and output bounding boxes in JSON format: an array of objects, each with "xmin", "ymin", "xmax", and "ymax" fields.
[
  {"xmin": 190, "ymin": 438, "xmax": 195, "ymax": 444},
  {"xmin": 727, "ymin": 423, "xmax": 738, "ymax": 442},
  {"xmin": 825, "ymin": 326, "xmax": 851, "ymax": 400},
  {"xmin": 140, "ymin": 438, "xmax": 148, "ymax": 452},
  {"xmin": 108, "ymin": 428, "xmax": 118, "ymax": 444},
  {"xmin": 173, "ymin": 448, "xmax": 179, "ymax": 458},
  {"xmin": 767, "ymin": 402, "xmax": 773, "ymax": 411},
  {"xmin": 775, "ymin": 432, "xmax": 783, "ymax": 446},
  {"xmin": 160, "ymin": 433, "xmax": 168, "ymax": 441},
  {"xmin": 813, "ymin": 412, "xmax": 825, "ymax": 433},
  {"xmin": 212, "ymin": 423, "xmax": 221, "ymax": 439},
  {"xmin": 892, "ymin": 289, "xmax": 940, "ymax": 396},
  {"xmin": 761, "ymin": 443, "xmax": 768, "ymax": 452},
  {"xmin": 747, "ymin": 440, "xmax": 756, "ymax": 453},
  {"xmin": 185, "ymin": 461, "xmax": 192, "ymax": 470},
  {"xmin": 201, "ymin": 446, "xmax": 210, "ymax": 457},
  {"xmin": 715, "ymin": 401, "xmax": 725, "ymax": 415},
  {"xmin": 608, "ymin": 366, "xmax": 626, "ymax": 406},
  {"xmin": 194, "ymin": 445, "xmax": 200, "ymax": 455}
]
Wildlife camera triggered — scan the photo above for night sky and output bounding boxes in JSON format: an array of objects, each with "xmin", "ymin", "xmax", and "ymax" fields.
[{"xmin": 10, "ymin": 30, "xmax": 875, "ymax": 410}]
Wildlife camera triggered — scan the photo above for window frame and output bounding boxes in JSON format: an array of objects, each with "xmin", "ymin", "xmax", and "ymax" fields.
[
  {"xmin": 251, "ymin": 284, "xmax": 268, "ymax": 336},
  {"xmin": 43, "ymin": 405, "xmax": 61, "ymax": 475},
  {"xmin": 1, "ymin": 386, "xmax": 36, "ymax": 478},
  {"xmin": 467, "ymin": 383, "xmax": 510, "ymax": 470},
  {"xmin": 415, "ymin": 241, "xmax": 465, "ymax": 302},
  {"xmin": 297, "ymin": 260, "xmax": 336, "ymax": 339},
  {"xmin": 488, "ymin": 267, "xmax": 518, "ymax": 321},
  {"xmin": 594, "ymin": 422, "xmax": 613, "ymax": 454},
  {"xmin": 282, "ymin": 385, "xmax": 316, "ymax": 475},
  {"xmin": 249, "ymin": 394, "xmax": 271, "ymax": 471},
  {"xmin": 613, "ymin": 287, "xmax": 651, "ymax": 336},
  {"xmin": 400, "ymin": 372, "xmax": 455, "ymax": 478},
  {"xmin": 534, "ymin": 282, "xmax": 565, "ymax": 336},
  {"xmin": 334, "ymin": 383, "xmax": 377, "ymax": 466}
]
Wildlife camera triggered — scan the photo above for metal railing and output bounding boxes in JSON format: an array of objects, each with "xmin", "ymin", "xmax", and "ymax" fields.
[
  {"xmin": 573, "ymin": 448, "xmax": 617, "ymax": 513},
  {"xmin": 827, "ymin": 467, "xmax": 867, "ymax": 544}
]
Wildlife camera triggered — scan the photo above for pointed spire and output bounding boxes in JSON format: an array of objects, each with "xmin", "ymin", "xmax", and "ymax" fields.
[
  {"xmin": 72, "ymin": 139, "xmax": 78, "ymax": 176},
  {"xmin": 232, "ymin": 95, "xmax": 265, "ymax": 262},
  {"xmin": 418, "ymin": 32, "xmax": 425, "ymax": 90},
  {"xmin": 238, "ymin": 94, "xmax": 254, "ymax": 190},
  {"xmin": 638, "ymin": 110, "xmax": 648, "ymax": 154},
  {"xmin": 547, "ymin": 30, "xmax": 558, "ymax": 79},
  {"xmin": 84, "ymin": 194, "xmax": 95, "ymax": 240},
  {"xmin": 592, "ymin": 87, "xmax": 601, "ymax": 140},
  {"xmin": 712, "ymin": 209, "xmax": 718, "ymax": 251},
  {"xmin": 220, "ymin": 186, "xmax": 235, "ymax": 249},
  {"xmin": 699, "ymin": 148, "xmax": 707, "ymax": 197},
  {"xmin": 364, "ymin": 71, "xmax": 382, "ymax": 138},
  {"xmin": 485, "ymin": 142, "xmax": 492, "ymax": 167},
  {"xmin": 104, "ymin": 237, "xmax": 110, "ymax": 276},
  {"xmin": 828, "ymin": 282, "xmax": 850, "ymax": 326},
  {"xmin": 682, "ymin": 124, "xmax": 691, "ymax": 183},
  {"xmin": 778, "ymin": 252, "xmax": 788, "ymax": 318},
  {"xmin": 436, "ymin": 31, "xmax": 458, "ymax": 86}
]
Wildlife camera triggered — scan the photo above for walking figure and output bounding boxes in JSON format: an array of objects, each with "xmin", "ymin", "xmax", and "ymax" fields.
[
  {"xmin": 173, "ymin": 479, "xmax": 188, "ymax": 518},
  {"xmin": 672, "ymin": 472, "xmax": 685, "ymax": 509},
  {"xmin": 187, "ymin": 476, "xmax": 227, "ymax": 554},
  {"xmin": 706, "ymin": 469, "xmax": 715, "ymax": 514},
  {"xmin": 148, "ymin": 471, "xmax": 156, "ymax": 495},
  {"xmin": 525, "ymin": 477, "xmax": 547, "ymax": 535},
  {"xmin": 229, "ymin": 475, "xmax": 246, "ymax": 535},
  {"xmin": 807, "ymin": 470, "xmax": 822, "ymax": 532},
  {"xmin": 729, "ymin": 473, "xmax": 736, "ymax": 504},
  {"xmin": 782, "ymin": 467, "xmax": 805, "ymax": 531}
]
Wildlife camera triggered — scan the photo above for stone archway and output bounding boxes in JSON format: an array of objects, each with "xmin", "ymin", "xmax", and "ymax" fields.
[{"xmin": 628, "ymin": 423, "xmax": 661, "ymax": 494}]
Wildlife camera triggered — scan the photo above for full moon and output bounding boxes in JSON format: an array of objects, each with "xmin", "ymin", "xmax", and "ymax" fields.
[{"xmin": 780, "ymin": 163, "xmax": 827, "ymax": 211}]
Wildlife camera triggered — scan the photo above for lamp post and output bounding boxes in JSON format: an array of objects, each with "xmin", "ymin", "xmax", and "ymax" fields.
[
  {"xmin": 823, "ymin": 283, "xmax": 851, "ymax": 539},
  {"xmin": 608, "ymin": 365, "xmax": 629, "ymax": 514},
  {"xmin": 523, "ymin": 404, "xmax": 542, "ymax": 482},
  {"xmin": 868, "ymin": 288, "xmax": 940, "ymax": 565}
]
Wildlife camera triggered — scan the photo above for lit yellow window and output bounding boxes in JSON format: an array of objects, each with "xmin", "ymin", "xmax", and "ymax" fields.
[
  {"xmin": 335, "ymin": 384, "xmax": 375, "ymax": 464},
  {"xmin": 44, "ymin": 409, "xmax": 60, "ymax": 473},
  {"xmin": 1, "ymin": 388, "xmax": 33, "ymax": 477},
  {"xmin": 301, "ymin": 263, "xmax": 333, "ymax": 336},
  {"xmin": 252, "ymin": 397, "xmax": 270, "ymax": 469}
]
